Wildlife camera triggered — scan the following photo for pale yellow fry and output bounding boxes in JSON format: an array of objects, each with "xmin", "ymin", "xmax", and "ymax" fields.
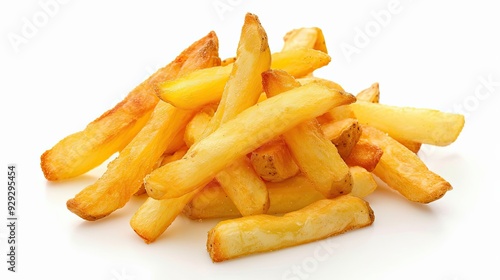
[
  {"xmin": 263, "ymin": 69, "xmax": 354, "ymax": 198},
  {"xmin": 351, "ymin": 101, "xmax": 465, "ymax": 146},
  {"xmin": 41, "ymin": 31, "xmax": 220, "ymax": 181},
  {"xmin": 361, "ymin": 125, "xmax": 452, "ymax": 203},
  {"xmin": 282, "ymin": 27, "xmax": 327, "ymax": 53},
  {"xmin": 145, "ymin": 82, "xmax": 354, "ymax": 200},
  {"xmin": 130, "ymin": 190, "xmax": 197, "ymax": 244},
  {"xmin": 348, "ymin": 166, "xmax": 378, "ymax": 198},
  {"xmin": 185, "ymin": 167, "xmax": 377, "ymax": 220},
  {"xmin": 356, "ymin": 82, "xmax": 380, "ymax": 103},
  {"xmin": 206, "ymin": 195, "xmax": 374, "ymax": 262},
  {"xmin": 156, "ymin": 48, "xmax": 331, "ymax": 110}
]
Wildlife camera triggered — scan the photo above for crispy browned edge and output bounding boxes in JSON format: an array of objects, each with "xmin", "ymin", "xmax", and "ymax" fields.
[{"xmin": 41, "ymin": 31, "xmax": 219, "ymax": 181}]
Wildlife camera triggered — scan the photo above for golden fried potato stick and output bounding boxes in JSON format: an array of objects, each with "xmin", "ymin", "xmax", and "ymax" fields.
[
  {"xmin": 184, "ymin": 166, "xmax": 378, "ymax": 220},
  {"xmin": 262, "ymin": 69, "xmax": 354, "ymax": 198},
  {"xmin": 282, "ymin": 27, "xmax": 328, "ymax": 53},
  {"xmin": 321, "ymin": 118, "xmax": 361, "ymax": 159},
  {"xmin": 155, "ymin": 48, "xmax": 331, "ymax": 110},
  {"xmin": 66, "ymin": 33, "xmax": 221, "ymax": 221},
  {"xmin": 250, "ymin": 138, "xmax": 300, "ymax": 182},
  {"xmin": 145, "ymin": 82, "xmax": 355, "ymax": 200},
  {"xmin": 361, "ymin": 125, "xmax": 453, "ymax": 203},
  {"xmin": 41, "ymin": 31, "xmax": 220, "ymax": 181},
  {"xmin": 350, "ymin": 101, "xmax": 465, "ymax": 146},
  {"xmin": 206, "ymin": 195, "xmax": 374, "ymax": 262},
  {"xmin": 356, "ymin": 82, "xmax": 380, "ymax": 103},
  {"xmin": 344, "ymin": 139, "xmax": 383, "ymax": 172}
]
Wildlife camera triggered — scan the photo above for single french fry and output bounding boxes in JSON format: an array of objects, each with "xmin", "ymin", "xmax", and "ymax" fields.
[
  {"xmin": 41, "ymin": 31, "xmax": 220, "ymax": 181},
  {"xmin": 66, "ymin": 34, "xmax": 221, "ymax": 221},
  {"xmin": 361, "ymin": 125, "xmax": 453, "ymax": 203},
  {"xmin": 298, "ymin": 76, "xmax": 345, "ymax": 92},
  {"xmin": 250, "ymin": 138, "xmax": 300, "ymax": 182},
  {"xmin": 356, "ymin": 82, "xmax": 380, "ymax": 103},
  {"xmin": 321, "ymin": 118, "xmax": 361, "ymax": 159},
  {"xmin": 155, "ymin": 48, "xmax": 331, "ymax": 110},
  {"xmin": 282, "ymin": 27, "xmax": 328, "ymax": 53},
  {"xmin": 350, "ymin": 101, "xmax": 465, "ymax": 146},
  {"xmin": 343, "ymin": 139, "xmax": 383, "ymax": 172},
  {"xmin": 130, "ymin": 189, "xmax": 198, "ymax": 244},
  {"xmin": 145, "ymin": 82, "xmax": 355, "ymax": 200},
  {"xmin": 262, "ymin": 69, "xmax": 354, "ymax": 198},
  {"xmin": 207, "ymin": 195, "xmax": 374, "ymax": 262}
]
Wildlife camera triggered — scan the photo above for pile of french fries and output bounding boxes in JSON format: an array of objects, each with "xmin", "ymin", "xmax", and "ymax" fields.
[{"xmin": 41, "ymin": 13, "xmax": 465, "ymax": 262}]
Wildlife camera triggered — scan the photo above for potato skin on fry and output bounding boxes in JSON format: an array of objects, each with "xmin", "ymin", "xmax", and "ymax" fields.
[{"xmin": 207, "ymin": 195, "xmax": 374, "ymax": 262}]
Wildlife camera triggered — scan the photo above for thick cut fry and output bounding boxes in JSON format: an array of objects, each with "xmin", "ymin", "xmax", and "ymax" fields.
[
  {"xmin": 66, "ymin": 34, "xmax": 221, "ymax": 221},
  {"xmin": 282, "ymin": 27, "xmax": 327, "ymax": 53},
  {"xmin": 356, "ymin": 82, "xmax": 380, "ymax": 103},
  {"xmin": 130, "ymin": 190, "xmax": 198, "ymax": 244},
  {"xmin": 185, "ymin": 167, "xmax": 378, "ymax": 220},
  {"xmin": 344, "ymin": 139, "xmax": 383, "ymax": 172},
  {"xmin": 321, "ymin": 118, "xmax": 361, "ymax": 159},
  {"xmin": 66, "ymin": 104, "xmax": 196, "ymax": 220},
  {"xmin": 250, "ymin": 138, "xmax": 300, "ymax": 182},
  {"xmin": 155, "ymin": 48, "xmax": 330, "ymax": 110},
  {"xmin": 361, "ymin": 125, "xmax": 452, "ymax": 203},
  {"xmin": 262, "ymin": 69, "xmax": 353, "ymax": 198},
  {"xmin": 351, "ymin": 101, "xmax": 465, "ymax": 146},
  {"xmin": 41, "ymin": 31, "xmax": 220, "ymax": 181},
  {"xmin": 145, "ymin": 82, "xmax": 355, "ymax": 200},
  {"xmin": 207, "ymin": 195, "xmax": 374, "ymax": 262}
]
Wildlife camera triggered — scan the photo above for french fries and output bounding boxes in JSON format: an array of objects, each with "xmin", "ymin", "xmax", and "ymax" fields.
[
  {"xmin": 207, "ymin": 195, "xmax": 374, "ymax": 262},
  {"xmin": 361, "ymin": 125, "xmax": 452, "ymax": 203},
  {"xmin": 184, "ymin": 167, "xmax": 378, "ymax": 220},
  {"xmin": 145, "ymin": 82, "xmax": 354, "ymax": 200},
  {"xmin": 155, "ymin": 48, "xmax": 331, "ymax": 110},
  {"xmin": 262, "ymin": 69, "xmax": 354, "ymax": 198},
  {"xmin": 41, "ymin": 31, "xmax": 220, "ymax": 181},
  {"xmin": 42, "ymin": 13, "xmax": 465, "ymax": 263},
  {"xmin": 66, "ymin": 32, "xmax": 221, "ymax": 221}
]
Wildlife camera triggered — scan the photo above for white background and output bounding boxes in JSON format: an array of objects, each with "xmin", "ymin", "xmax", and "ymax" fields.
[{"xmin": 1, "ymin": 0, "xmax": 499, "ymax": 279}]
